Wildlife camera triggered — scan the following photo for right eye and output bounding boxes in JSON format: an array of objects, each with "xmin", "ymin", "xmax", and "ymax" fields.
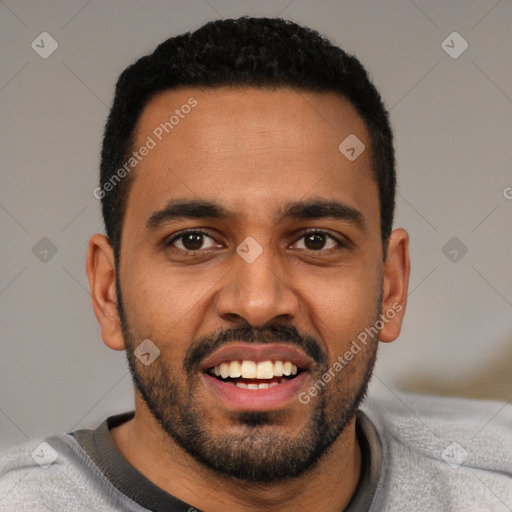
[{"xmin": 165, "ymin": 229, "xmax": 222, "ymax": 252}]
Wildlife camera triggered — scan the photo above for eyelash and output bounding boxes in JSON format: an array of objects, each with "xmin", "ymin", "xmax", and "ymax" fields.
[{"xmin": 165, "ymin": 228, "xmax": 347, "ymax": 254}]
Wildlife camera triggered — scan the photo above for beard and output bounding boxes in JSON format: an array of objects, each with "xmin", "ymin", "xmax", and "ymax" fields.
[{"xmin": 116, "ymin": 272, "xmax": 380, "ymax": 484}]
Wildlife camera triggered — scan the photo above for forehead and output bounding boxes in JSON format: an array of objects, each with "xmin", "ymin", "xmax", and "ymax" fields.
[
  {"xmin": 137, "ymin": 86, "xmax": 369, "ymax": 159},
  {"xmin": 124, "ymin": 86, "xmax": 379, "ymax": 236}
]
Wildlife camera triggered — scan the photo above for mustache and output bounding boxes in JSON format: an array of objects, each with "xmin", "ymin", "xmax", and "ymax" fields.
[{"xmin": 183, "ymin": 323, "xmax": 327, "ymax": 373}]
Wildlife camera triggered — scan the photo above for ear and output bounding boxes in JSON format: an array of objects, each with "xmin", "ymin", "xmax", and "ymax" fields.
[
  {"xmin": 86, "ymin": 233, "xmax": 126, "ymax": 350},
  {"xmin": 379, "ymin": 228, "xmax": 410, "ymax": 343}
]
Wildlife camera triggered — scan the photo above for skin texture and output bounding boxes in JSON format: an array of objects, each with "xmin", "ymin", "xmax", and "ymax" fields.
[{"xmin": 86, "ymin": 87, "xmax": 410, "ymax": 512}]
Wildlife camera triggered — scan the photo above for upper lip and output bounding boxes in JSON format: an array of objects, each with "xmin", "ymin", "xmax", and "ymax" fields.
[{"xmin": 200, "ymin": 343, "xmax": 315, "ymax": 372}]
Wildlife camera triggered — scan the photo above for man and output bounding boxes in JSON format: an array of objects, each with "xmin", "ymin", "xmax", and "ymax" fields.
[{"xmin": 0, "ymin": 16, "xmax": 510, "ymax": 512}]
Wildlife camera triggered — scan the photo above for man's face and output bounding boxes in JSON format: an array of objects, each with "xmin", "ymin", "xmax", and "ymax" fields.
[{"xmin": 116, "ymin": 87, "xmax": 384, "ymax": 482}]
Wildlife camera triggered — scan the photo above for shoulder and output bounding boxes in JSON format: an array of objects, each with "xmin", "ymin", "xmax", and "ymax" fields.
[
  {"xmin": 361, "ymin": 389, "xmax": 512, "ymax": 511},
  {"xmin": 0, "ymin": 433, "xmax": 145, "ymax": 511},
  {"xmin": 363, "ymin": 388, "xmax": 512, "ymax": 453},
  {"xmin": 0, "ymin": 435, "xmax": 68, "ymax": 510},
  {"xmin": 0, "ymin": 434, "xmax": 95, "ymax": 511}
]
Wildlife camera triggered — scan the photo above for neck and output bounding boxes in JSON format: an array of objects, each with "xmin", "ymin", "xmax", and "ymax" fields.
[{"xmin": 111, "ymin": 397, "xmax": 362, "ymax": 512}]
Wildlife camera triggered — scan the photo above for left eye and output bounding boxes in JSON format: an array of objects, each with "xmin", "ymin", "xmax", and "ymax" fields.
[{"xmin": 293, "ymin": 231, "xmax": 340, "ymax": 251}]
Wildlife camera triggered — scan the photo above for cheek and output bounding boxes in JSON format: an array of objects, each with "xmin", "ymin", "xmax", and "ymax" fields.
[
  {"xmin": 300, "ymin": 265, "xmax": 381, "ymax": 353},
  {"xmin": 120, "ymin": 262, "xmax": 194, "ymax": 343}
]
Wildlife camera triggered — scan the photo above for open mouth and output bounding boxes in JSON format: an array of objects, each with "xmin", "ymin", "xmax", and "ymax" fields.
[{"xmin": 206, "ymin": 360, "xmax": 304, "ymax": 389}]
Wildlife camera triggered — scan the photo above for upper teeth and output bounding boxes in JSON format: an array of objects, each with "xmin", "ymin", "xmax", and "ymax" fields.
[{"xmin": 212, "ymin": 360, "xmax": 298, "ymax": 379}]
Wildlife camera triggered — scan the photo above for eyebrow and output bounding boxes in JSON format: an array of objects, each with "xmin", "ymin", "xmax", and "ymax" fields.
[{"xmin": 145, "ymin": 197, "xmax": 366, "ymax": 232}]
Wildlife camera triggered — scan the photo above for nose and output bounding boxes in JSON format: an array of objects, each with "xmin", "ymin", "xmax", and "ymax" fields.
[{"xmin": 215, "ymin": 243, "xmax": 299, "ymax": 328}]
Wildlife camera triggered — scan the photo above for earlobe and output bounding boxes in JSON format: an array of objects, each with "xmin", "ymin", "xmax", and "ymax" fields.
[
  {"xmin": 86, "ymin": 233, "xmax": 126, "ymax": 351},
  {"xmin": 379, "ymin": 228, "xmax": 410, "ymax": 343}
]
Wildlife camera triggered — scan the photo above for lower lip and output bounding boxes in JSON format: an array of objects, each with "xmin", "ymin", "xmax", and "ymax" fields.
[{"xmin": 202, "ymin": 372, "xmax": 309, "ymax": 411}]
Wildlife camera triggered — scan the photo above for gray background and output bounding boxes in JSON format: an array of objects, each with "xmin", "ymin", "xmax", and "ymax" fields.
[{"xmin": 1, "ymin": 0, "xmax": 511, "ymax": 450}]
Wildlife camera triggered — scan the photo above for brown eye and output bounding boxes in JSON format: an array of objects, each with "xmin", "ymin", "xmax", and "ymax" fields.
[
  {"xmin": 304, "ymin": 232, "xmax": 328, "ymax": 250},
  {"xmin": 181, "ymin": 232, "xmax": 205, "ymax": 250},
  {"xmin": 294, "ymin": 231, "xmax": 340, "ymax": 252},
  {"xmin": 167, "ymin": 230, "xmax": 219, "ymax": 252}
]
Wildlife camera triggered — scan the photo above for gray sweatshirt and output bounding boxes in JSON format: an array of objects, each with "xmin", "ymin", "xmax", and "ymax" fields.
[{"xmin": 0, "ymin": 389, "xmax": 510, "ymax": 511}]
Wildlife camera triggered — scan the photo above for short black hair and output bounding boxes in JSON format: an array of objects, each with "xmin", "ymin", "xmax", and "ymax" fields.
[{"xmin": 99, "ymin": 16, "xmax": 396, "ymax": 265}]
